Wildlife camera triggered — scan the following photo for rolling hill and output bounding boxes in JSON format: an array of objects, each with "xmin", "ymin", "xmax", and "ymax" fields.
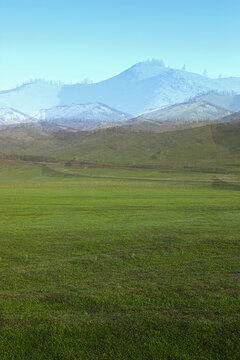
[{"xmin": 0, "ymin": 120, "xmax": 239, "ymax": 172}]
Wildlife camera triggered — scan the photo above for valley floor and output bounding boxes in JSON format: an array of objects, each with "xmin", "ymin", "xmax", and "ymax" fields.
[{"xmin": 0, "ymin": 161, "xmax": 239, "ymax": 359}]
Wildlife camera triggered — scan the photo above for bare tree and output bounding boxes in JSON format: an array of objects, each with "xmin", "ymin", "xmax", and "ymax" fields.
[{"xmin": 203, "ymin": 69, "xmax": 208, "ymax": 77}]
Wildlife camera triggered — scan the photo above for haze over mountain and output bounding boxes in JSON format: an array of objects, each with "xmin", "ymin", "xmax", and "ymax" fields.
[
  {"xmin": 1, "ymin": 60, "xmax": 240, "ymax": 115},
  {"xmin": 0, "ymin": 80, "xmax": 62, "ymax": 114},
  {"xmin": 193, "ymin": 92, "xmax": 240, "ymax": 112},
  {"xmin": 59, "ymin": 61, "xmax": 240, "ymax": 114}
]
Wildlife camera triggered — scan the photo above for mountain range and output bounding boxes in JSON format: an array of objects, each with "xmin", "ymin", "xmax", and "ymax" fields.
[
  {"xmin": 0, "ymin": 99, "xmax": 236, "ymax": 132},
  {"xmin": 1, "ymin": 59, "xmax": 240, "ymax": 115},
  {"xmin": 0, "ymin": 103, "xmax": 131, "ymax": 131}
]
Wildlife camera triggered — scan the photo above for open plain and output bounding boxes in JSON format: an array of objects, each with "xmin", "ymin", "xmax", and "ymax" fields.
[{"xmin": 0, "ymin": 156, "xmax": 239, "ymax": 359}]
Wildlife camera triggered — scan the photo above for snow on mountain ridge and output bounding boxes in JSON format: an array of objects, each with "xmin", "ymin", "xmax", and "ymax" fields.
[
  {"xmin": 0, "ymin": 108, "xmax": 36, "ymax": 125},
  {"xmin": 134, "ymin": 100, "xmax": 232, "ymax": 123},
  {"xmin": 32, "ymin": 103, "xmax": 131, "ymax": 124},
  {"xmin": 143, "ymin": 69, "xmax": 239, "ymax": 113}
]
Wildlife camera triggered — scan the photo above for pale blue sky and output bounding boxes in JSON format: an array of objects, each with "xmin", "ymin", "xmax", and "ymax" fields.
[{"xmin": 1, "ymin": 0, "xmax": 240, "ymax": 89}]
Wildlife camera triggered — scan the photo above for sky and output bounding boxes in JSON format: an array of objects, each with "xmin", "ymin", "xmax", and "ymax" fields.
[{"xmin": 0, "ymin": 0, "xmax": 240, "ymax": 90}]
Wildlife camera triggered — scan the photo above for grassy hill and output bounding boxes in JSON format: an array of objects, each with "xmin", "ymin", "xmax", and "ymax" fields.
[{"xmin": 0, "ymin": 121, "xmax": 239, "ymax": 174}]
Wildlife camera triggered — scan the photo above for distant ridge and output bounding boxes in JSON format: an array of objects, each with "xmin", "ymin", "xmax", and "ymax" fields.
[
  {"xmin": 1, "ymin": 60, "xmax": 240, "ymax": 114},
  {"xmin": 32, "ymin": 103, "xmax": 131, "ymax": 124},
  {"xmin": 127, "ymin": 100, "xmax": 232, "ymax": 125},
  {"xmin": 0, "ymin": 80, "xmax": 62, "ymax": 114},
  {"xmin": 192, "ymin": 91, "xmax": 240, "ymax": 112}
]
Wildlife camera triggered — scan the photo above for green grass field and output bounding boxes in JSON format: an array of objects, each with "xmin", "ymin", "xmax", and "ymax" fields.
[{"xmin": 0, "ymin": 160, "xmax": 239, "ymax": 359}]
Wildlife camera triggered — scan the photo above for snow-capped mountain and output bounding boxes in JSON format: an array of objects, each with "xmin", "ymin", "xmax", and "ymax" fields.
[
  {"xmin": 131, "ymin": 101, "xmax": 232, "ymax": 124},
  {"xmin": 1, "ymin": 60, "xmax": 240, "ymax": 115},
  {"xmin": 32, "ymin": 103, "xmax": 131, "ymax": 124},
  {"xmin": 0, "ymin": 108, "xmax": 36, "ymax": 126}
]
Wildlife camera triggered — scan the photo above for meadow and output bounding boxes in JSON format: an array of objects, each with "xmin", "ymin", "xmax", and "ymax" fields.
[{"xmin": 0, "ymin": 161, "xmax": 239, "ymax": 359}]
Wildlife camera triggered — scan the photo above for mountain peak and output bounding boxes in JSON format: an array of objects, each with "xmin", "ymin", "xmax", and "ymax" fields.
[
  {"xmin": 133, "ymin": 58, "xmax": 166, "ymax": 68},
  {"xmin": 124, "ymin": 59, "xmax": 167, "ymax": 81}
]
